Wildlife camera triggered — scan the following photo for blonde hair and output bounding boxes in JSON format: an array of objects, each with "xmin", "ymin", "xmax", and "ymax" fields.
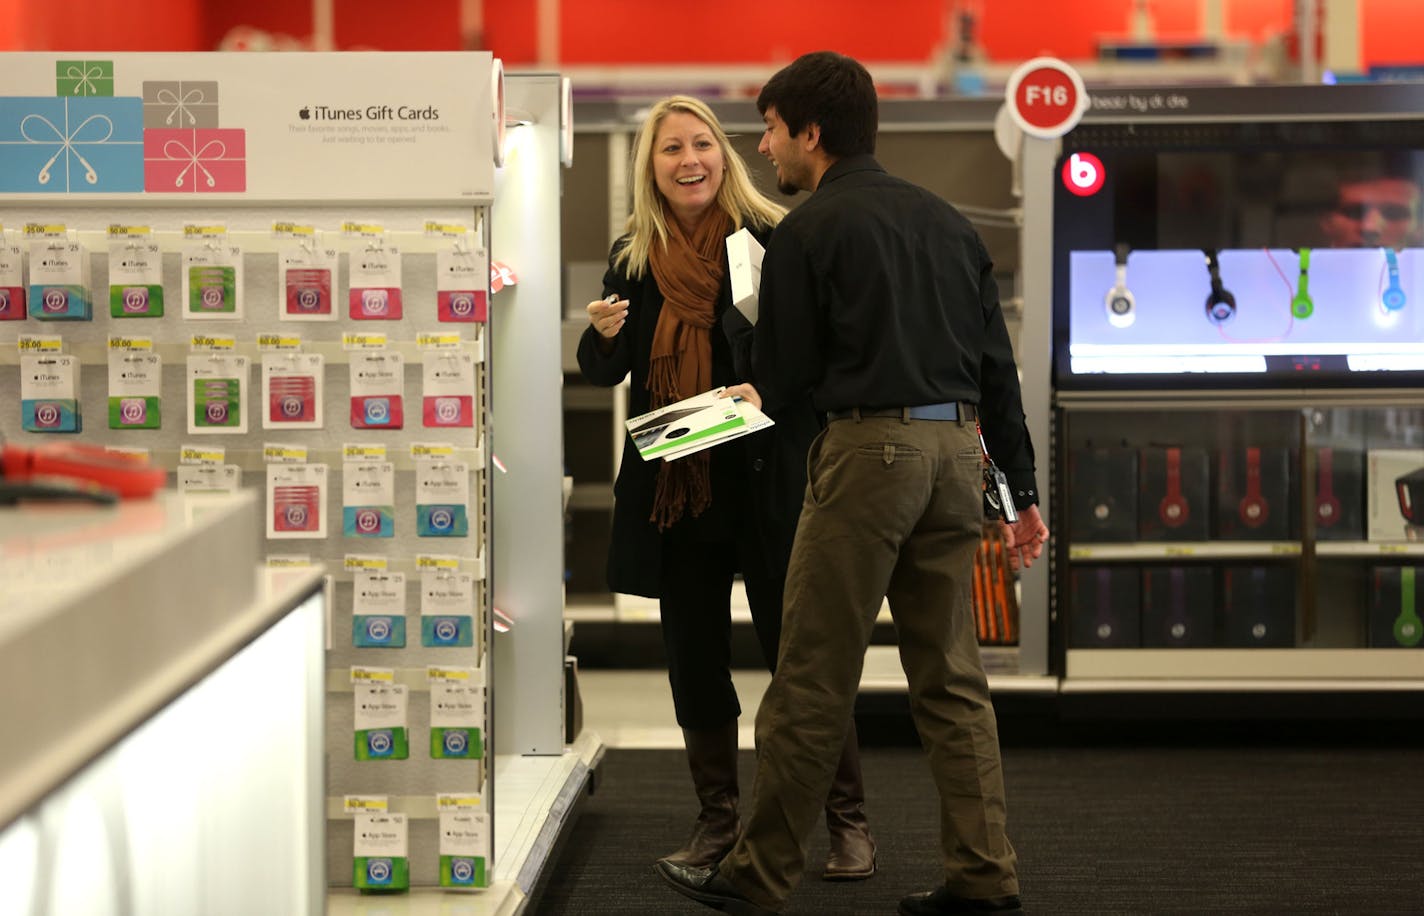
[{"xmin": 614, "ymin": 95, "xmax": 786, "ymax": 279}]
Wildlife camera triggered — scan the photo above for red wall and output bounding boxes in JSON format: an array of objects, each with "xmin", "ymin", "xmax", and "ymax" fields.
[{"xmin": 0, "ymin": 0, "xmax": 1419, "ymax": 71}]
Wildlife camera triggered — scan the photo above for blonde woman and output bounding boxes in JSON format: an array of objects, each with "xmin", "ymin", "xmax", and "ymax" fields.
[{"xmin": 579, "ymin": 95, "xmax": 877, "ymax": 881}]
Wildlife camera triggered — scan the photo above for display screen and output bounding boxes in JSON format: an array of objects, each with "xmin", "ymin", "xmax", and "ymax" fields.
[{"xmin": 1053, "ymin": 121, "xmax": 1424, "ymax": 388}]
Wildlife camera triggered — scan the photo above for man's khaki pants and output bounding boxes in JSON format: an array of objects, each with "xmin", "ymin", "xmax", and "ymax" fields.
[{"xmin": 721, "ymin": 411, "xmax": 1019, "ymax": 910}]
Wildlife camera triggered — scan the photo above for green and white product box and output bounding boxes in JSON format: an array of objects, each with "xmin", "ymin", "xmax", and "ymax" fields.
[
  {"xmin": 353, "ymin": 570, "xmax": 406, "ymax": 648},
  {"xmin": 186, "ymin": 353, "xmax": 248, "ymax": 434},
  {"xmin": 182, "ymin": 240, "xmax": 243, "ymax": 319},
  {"xmin": 353, "ymin": 811, "xmax": 409, "ymax": 892},
  {"xmin": 436, "ymin": 795, "xmax": 489, "ymax": 888},
  {"xmin": 107, "ymin": 338, "xmax": 161, "ymax": 429},
  {"xmin": 354, "ymin": 682, "xmax": 409, "ymax": 760},
  {"xmin": 428, "ymin": 666, "xmax": 483, "ymax": 759},
  {"xmin": 108, "ymin": 238, "xmax": 164, "ymax": 317}
]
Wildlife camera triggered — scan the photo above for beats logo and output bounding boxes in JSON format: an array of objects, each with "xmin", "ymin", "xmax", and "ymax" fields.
[{"xmin": 1062, "ymin": 152, "xmax": 1105, "ymax": 197}]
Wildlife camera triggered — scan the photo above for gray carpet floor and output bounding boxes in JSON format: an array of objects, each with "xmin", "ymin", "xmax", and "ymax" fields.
[{"xmin": 536, "ymin": 745, "xmax": 1424, "ymax": 915}]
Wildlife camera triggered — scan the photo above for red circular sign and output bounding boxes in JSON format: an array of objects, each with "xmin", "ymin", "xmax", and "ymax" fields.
[
  {"xmin": 1014, "ymin": 68, "xmax": 1078, "ymax": 131},
  {"xmin": 1061, "ymin": 152, "xmax": 1105, "ymax": 196}
]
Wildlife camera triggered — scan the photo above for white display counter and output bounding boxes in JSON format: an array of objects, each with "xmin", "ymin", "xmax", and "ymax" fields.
[{"xmin": 0, "ymin": 491, "xmax": 326, "ymax": 915}]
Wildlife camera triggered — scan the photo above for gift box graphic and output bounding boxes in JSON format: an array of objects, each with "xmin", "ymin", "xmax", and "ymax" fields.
[
  {"xmin": 144, "ymin": 128, "xmax": 246, "ymax": 193},
  {"xmin": 56, "ymin": 61, "xmax": 114, "ymax": 97},
  {"xmin": 0, "ymin": 97, "xmax": 144, "ymax": 193},
  {"xmin": 142, "ymin": 81, "xmax": 219, "ymax": 129}
]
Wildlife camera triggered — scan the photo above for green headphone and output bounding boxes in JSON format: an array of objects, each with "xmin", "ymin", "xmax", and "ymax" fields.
[
  {"xmin": 1291, "ymin": 248, "xmax": 1314, "ymax": 319},
  {"xmin": 1396, "ymin": 567, "xmax": 1422, "ymax": 647}
]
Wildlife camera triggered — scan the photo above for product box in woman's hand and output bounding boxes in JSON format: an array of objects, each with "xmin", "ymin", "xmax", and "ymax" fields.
[{"xmin": 726, "ymin": 228, "xmax": 764, "ymax": 325}]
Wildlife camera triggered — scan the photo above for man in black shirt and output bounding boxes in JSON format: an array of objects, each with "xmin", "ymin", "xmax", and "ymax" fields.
[{"xmin": 657, "ymin": 51, "xmax": 1048, "ymax": 916}]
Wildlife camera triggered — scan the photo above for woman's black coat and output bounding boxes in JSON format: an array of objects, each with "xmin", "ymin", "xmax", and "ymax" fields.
[{"xmin": 576, "ymin": 226, "xmax": 823, "ymax": 598}]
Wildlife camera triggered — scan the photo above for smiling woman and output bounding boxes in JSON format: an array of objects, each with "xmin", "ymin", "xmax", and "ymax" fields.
[{"xmin": 652, "ymin": 111, "xmax": 725, "ymax": 234}]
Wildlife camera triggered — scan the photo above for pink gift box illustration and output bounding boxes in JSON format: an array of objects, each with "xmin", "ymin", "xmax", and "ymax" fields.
[{"xmin": 144, "ymin": 128, "xmax": 245, "ymax": 192}]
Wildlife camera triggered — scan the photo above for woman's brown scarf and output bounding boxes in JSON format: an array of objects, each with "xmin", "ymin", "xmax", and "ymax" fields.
[{"xmin": 646, "ymin": 203, "xmax": 732, "ymax": 530}]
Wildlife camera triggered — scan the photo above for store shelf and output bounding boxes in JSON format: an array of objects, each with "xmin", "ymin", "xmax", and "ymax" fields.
[
  {"xmin": 1068, "ymin": 542, "xmax": 1302, "ymax": 561},
  {"xmin": 1066, "ymin": 648, "xmax": 1424, "ymax": 681},
  {"xmin": 1314, "ymin": 542, "xmax": 1424, "ymax": 558}
]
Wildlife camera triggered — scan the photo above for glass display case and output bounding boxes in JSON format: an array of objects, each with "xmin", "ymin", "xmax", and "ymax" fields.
[{"xmin": 1046, "ymin": 85, "xmax": 1424, "ymax": 685}]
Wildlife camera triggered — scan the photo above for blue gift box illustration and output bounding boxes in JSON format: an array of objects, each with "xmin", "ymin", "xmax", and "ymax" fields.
[{"xmin": 0, "ymin": 97, "xmax": 144, "ymax": 193}]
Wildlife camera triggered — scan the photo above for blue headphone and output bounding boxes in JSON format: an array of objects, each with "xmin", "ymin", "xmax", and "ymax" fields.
[{"xmin": 1383, "ymin": 248, "xmax": 1406, "ymax": 311}]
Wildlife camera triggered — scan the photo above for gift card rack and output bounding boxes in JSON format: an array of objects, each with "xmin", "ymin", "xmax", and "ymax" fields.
[{"xmin": 0, "ymin": 51, "xmax": 570, "ymax": 895}]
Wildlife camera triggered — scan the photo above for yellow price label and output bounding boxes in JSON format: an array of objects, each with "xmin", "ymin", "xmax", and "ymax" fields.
[
  {"xmin": 410, "ymin": 444, "xmax": 456, "ymax": 460},
  {"xmin": 263, "ymin": 445, "xmax": 309, "ymax": 463},
  {"xmin": 257, "ymin": 334, "xmax": 302, "ymax": 350},
  {"xmin": 1270, "ymin": 544, "xmax": 1301, "ymax": 555},
  {"xmin": 271, "ymin": 222, "xmax": 315, "ymax": 238},
  {"xmin": 344, "ymin": 796, "xmax": 389, "ymax": 813},
  {"xmin": 1164, "ymin": 546, "xmax": 1196, "ymax": 557},
  {"xmin": 342, "ymin": 332, "xmax": 388, "ymax": 350},
  {"xmin": 17, "ymin": 336, "xmax": 63, "ymax": 352},
  {"xmin": 190, "ymin": 335, "xmax": 236, "ymax": 351},
  {"xmin": 180, "ymin": 446, "xmax": 225, "ymax": 465},
  {"xmin": 342, "ymin": 222, "xmax": 383, "ymax": 237},
  {"xmin": 417, "ymin": 333, "xmax": 463, "ymax": 350},
  {"xmin": 350, "ymin": 667, "xmax": 395, "ymax": 683},
  {"xmin": 1068, "ymin": 547, "xmax": 1093, "ymax": 559},
  {"xmin": 183, "ymin": 224, "xmax": 226, "ymax": 238},
  {"xmin": 1380, "ymin": 544, "xmax": 1408, "ymax": 554},
  {"xmin": 427, "ymin": 667, "xmax": 471, "ymax": 682},
  {"xmin": 435, "ymin": 793, "xmax": 481, "ymax": 810},
  {"xmin": 417, "ymin": 554, "xmax": 461, "ymax": 570},
  {"xmin": 344, "ymin": 555, "xmax": 390, "ymax": 572},
  {"xmin": 344, "ymin": 444, "xmax": 387, "ymax": 460},
  {"xmin": 424, "ymin": 221, "xmax": 468, "ymax": 238},
  {"xmin": 107, "ymin": 336, "xmax": 153, "ymax": 351},
  {"xmin": 107, "ymin": 224, "xmax": 151, "ymax": 237},
  {"xmin": 24, "ymin": 223, "xmax": 66, "ymax": 238}
]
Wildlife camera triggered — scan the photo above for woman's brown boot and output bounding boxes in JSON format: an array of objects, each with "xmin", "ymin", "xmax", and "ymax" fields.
[
  {"xmin": 657, "ymin": 718, "xmax": 741, "ymax": 868},
  {"xmin": 822, "ymin": 720, "xmax": 876, "ymax": 880}
]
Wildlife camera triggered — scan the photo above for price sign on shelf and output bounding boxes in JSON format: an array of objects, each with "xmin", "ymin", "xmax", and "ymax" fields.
[{"xmin": 1004, "ymin": 57, "xmax": 1088, "ymax": 140}]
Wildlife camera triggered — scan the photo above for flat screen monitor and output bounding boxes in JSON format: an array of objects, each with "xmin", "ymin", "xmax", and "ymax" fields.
[{"xmin": 1053, "ymin": 120, "xmax": 1424, "ymax": 388}]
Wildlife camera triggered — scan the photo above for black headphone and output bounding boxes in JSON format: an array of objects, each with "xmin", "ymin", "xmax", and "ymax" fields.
[{"xmin": 1203, "ymin": 249, "xmax": 1236, "ymax": 324}]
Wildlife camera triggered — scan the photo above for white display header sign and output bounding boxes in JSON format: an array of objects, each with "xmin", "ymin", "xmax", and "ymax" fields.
[{"xmin": 0, "ymin": 52, "xmax": 495, "ymax": 203}]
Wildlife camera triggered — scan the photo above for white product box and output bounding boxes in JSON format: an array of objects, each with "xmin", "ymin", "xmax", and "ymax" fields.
[{"xmin": 1366, "ymin": 448, "xmax": 1424, "ymax": 541}]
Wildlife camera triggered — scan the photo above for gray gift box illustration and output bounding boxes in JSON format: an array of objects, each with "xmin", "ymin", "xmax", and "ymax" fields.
[{"xmin": 142, "ymin": 81, "xmax": 219, "ymax": 129}]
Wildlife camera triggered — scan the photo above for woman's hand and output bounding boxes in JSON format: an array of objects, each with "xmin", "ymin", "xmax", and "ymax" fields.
[
  {"xmin": 587, "ymin": 295, "xmax": 628, "ymax": 339},
  {"xmin": 719, "ymin": 383, "xmax": 762, "ymax": 410}
]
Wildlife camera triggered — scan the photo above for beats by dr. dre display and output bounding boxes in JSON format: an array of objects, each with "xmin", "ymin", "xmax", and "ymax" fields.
[
  {"xmin": 1068, "ymin": 447, "xmax": 1138, "ymax": 542},
  {"xmin": 1141, "ymin": 566, "xmax": 1215, "ymax": 648},
  {"xmin": 1366, "ymin": 449, "xmax": 1424, "ymax": 541},
  {"xmin": 1070, "ymin": 566, "xmax": 1141, "ymax": 648},
  {"xmin": 1291, "ymin": 248, "xmax": 1314, "ymax": 319},
  {"xmin": 1368, "ymin": 566, "xmax": 1424, "ymax": 649},
  {"xmin": 1311, "ymin": 446, "xmax": 1364, "ymax": 540},
  {"xmin": 1138, "ymin": 446, "xmax": 1210, "ymax": 541},
  {"xmin": 1223, "ymin": 566, "xmax": 1295, "ymax": 648},
  {"xmin": 1216, "ymin": 446, "xmax": 1294, "ymax": 540},
  {"xmin": 1381, "ymin": 248, "xmax": 1407, "ymax": 312}
]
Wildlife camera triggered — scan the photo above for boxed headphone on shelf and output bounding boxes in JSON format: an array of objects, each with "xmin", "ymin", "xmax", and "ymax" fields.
[
  {"xmin": 1138, "ymin": 446, "xmax": 1211, "ymax": 541},
  {"xmin": 1067, "ymin": 447, "xmax": 1138, "ymax": 542},
  {"xmin": 1222, "ymin": 566, "xmax": 1296, "ymax": 648},
  {"xmin": 1366, "ymin": 448, "xmax": 1424, "ymax": 542},
  {"xmin": 1069, "ymin": 566, "xmax": 1140, "ymax": 648},
  {"xmin": 1141, "ymin": 566, "xmax": 1215, "ymax": 648},
  {"xmin": 1215, "ymin": 446, "xmax": 1294, "ymax": 540},
  {"xmin": 1367, "ymin": 566, "xmax": 1424, "ymax": 649},
  {"xmin": 1310, "ymin": 446, "xmax": 1364, "ymax": 540}
]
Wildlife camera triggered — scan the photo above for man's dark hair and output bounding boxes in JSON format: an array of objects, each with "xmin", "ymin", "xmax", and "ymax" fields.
[{"xmin": 756, "ymin": 51, "xmax": 877, "ymax": 158}]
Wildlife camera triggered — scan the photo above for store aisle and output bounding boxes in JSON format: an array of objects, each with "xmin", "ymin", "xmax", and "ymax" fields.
[
  {"xmin": 538, "ymin": 741, "xmax": 1424, "ymax": 915},
  {"xmin": 580, "ymin": 667, "xmax": 771, "ymax": 750}
]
